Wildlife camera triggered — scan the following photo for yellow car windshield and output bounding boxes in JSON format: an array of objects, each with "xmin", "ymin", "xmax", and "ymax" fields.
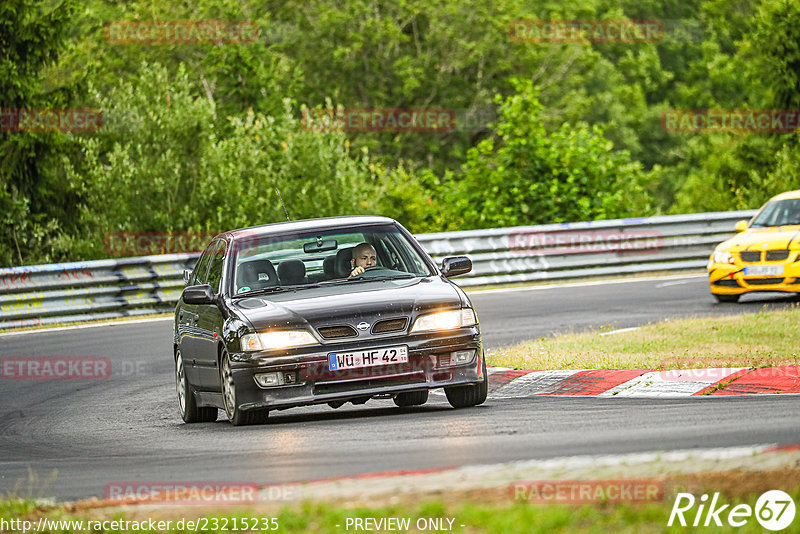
[{"xmin": 750, "ymin": 199, "xmax": 800, "ymax": 227}]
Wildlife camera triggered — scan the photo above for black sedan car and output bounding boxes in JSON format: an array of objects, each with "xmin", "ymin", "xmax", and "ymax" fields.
[{"xmin": 174, "ymin": 216, "xmax": 487, "ymax": 425}]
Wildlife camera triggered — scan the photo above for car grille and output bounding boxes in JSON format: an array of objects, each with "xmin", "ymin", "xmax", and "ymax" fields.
[
  {"xmin": 765, "ymin": 250, "xmax": 790, "ymax": 261},
  {"xmin": 317, "ymin": 325, "xmax": 358, "ymax": 339},
  {"xmin": 712, "ymin": 279, "xmax": 740, "ymax": 287},
  {"xmin": 372, "ymin": 317, "xmax": 408, "ymax": 334},
  {"xmin": 739, "ymin": 251, "xmax": 761, "ymax": 262},
  {"xmin": 743, "ymin": 278, "xmax": 785, "ymax": 285}
]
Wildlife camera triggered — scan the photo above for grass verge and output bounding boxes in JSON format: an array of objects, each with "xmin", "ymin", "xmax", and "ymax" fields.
[{"xmin": 487, "ymin": 306, "xmax": 800, "ymax": 370}]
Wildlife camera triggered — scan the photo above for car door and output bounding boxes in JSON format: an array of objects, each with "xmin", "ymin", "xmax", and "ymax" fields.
[
  {"xmin": 194, "ymin": 239, "xmax": 227, "ymax": 388},
  {"xmin": 178, "ymin": 241, "xmax": 215, "ymax": 384}
]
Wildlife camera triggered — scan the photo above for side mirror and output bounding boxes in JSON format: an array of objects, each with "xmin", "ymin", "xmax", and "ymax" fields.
[
  {"xmin": 441, "ymin": 256, "xmax": 472, "ymax": 278},
  {"xmin": 182, "ymin": 284, "xmax": 215, "ymax": 305},
  {"xmin": 183, "ymin": 268, "xmax": 192, "ymax": 285},
  {"xmin": 735, "ymin": 220, "xmax": 748, "ymax": 233}
]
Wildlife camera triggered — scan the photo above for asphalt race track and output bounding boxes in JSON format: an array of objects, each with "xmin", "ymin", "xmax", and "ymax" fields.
[{"xmin": 1, "ymin": 274, "xmax": 799, "ymax": 501}]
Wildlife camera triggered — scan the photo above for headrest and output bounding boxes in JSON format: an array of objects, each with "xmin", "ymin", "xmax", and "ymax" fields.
[
  {"xmin": 334, "ymin": 247, "xmax": 355, "ymax": 278},
  {"xmin": 236, "ymin": 260, "xmax": 277, "ymax": 291},
  {"xmin": 278, "ymin": 259, "xmax": 306, "ymax": 285},
  {"xmin": 323, "ymin": 255, "xmax": 336, "ymax": 276}
]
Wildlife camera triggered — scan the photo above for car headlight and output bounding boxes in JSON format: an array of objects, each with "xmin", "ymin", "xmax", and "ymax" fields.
[
  {"xmin": 712, "ymin": 249, "xmax": 735, "ymax": 264},
  {"xmin": 241, "ymin": 330, "xmax": 318, "ymax": 352},
  {"xmin": 410, "ymin": 308, "xmax": 477, "ymax": 334}
]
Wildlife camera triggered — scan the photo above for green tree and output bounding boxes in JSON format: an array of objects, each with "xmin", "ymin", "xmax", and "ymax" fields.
[
  {"xmin": 441, "ymin": 80, "xmax": 652, "ymax": 229},
  {"xmin": 0, "ymin": 0, "xmax": 81, "ymax": 266},
  {"xmin": 63, "ymin": 62, "xmax": 434, "ymax": 259}
]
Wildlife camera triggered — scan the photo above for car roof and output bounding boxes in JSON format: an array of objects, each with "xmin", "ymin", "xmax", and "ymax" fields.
[
  {"xmin": 222, "ymin": 215, "xmax": 398, "ymax": 240},
  {"xmin": 769, "ymin": 190, "xmax": 800, "ymax": 202}
]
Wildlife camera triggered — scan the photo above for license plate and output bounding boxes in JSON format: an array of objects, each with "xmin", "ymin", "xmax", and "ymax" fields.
[
  {"xmin": 328, "ymin": 346, "xmax": 408, "ymax": 371},
  {"xmin": 743, "ymin": 265, "xmax": 784, "ymax": 276}
]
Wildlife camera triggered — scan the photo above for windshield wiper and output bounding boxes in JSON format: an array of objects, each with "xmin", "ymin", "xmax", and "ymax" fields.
[
  {"xmin": 234, "ymin": 284, "xmax": 321, "ymax": 297},
  {"xmin": 340, "ymin": 274, "xmax": 416, "ymax": 283}
]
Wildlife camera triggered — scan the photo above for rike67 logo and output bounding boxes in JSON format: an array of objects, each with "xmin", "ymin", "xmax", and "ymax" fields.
[{"xmin": 668, "ymin": 490, "xmax": 796, "ymax": 531}]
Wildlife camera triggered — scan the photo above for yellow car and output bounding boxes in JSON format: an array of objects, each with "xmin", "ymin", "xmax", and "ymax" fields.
[{"xmin": 708, "ymin": 190, "xmax": 800, "ymax": 303}]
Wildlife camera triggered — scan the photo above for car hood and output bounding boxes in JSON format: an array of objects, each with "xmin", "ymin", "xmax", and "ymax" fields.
[
  {"xmin": 719, "ymin": 227, "xmax": 800, "ymax": 251},
  {"xmin": 230, "ymin": 277, "xmax": 463, "ymax": 333}
]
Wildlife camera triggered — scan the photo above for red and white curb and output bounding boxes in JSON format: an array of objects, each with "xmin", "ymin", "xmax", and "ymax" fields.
[{"xmin": 486, "ymin": 366, "xmax": 800, "ymax": 398}]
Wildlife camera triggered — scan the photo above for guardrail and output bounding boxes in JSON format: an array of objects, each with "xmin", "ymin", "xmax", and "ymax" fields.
[{"xmin": 0, "ymin": 210, "xmax": 757, "ymax": 330}]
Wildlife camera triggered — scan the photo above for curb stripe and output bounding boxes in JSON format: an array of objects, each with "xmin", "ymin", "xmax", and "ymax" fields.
[
  {"xmin": 486, "ymin": 367, "xmax": 799, "ymax": 398},
  {"xmin": 707, "ymin": 366, "xmax": 800, "ymax": 395},
  {"xmin": 599, "ymin": 368, "xmax": 748, "ymax": 397},
  {"xmin": 548, "ymin": 369, "xmax": 650, "ymax": 396},
  {"xmin": 490, "ymin": 370, "xmax": 583, "ymax": 398},
  {"xmin": 693, "ymin": 368, "xmax": 753, "ymax": 396},
  {"xmin": 488, "ymin": 369, "xmax": 537, "ymax": 394}
]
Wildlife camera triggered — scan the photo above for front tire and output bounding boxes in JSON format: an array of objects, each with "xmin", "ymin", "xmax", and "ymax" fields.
[
  {"xmin": 445, "ymin": 358, "xmax": 488, "ymax": 409},
  {"xmin": 713, "ymin": 293, "xmax": 740, "ymax": 303},
  {"xmin": 176, "ymin": 351, "xmax": 217, "ymax": 423},
  {"xmin": 220, "ymin": 350, "xmax": 268, "ymax": 426},
  {"xmin": 393, "ymin": 390, "xmax": 429, "ymax": 407}
]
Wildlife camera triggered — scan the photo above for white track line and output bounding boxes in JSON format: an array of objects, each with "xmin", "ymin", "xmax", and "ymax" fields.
[
  {"xmin": 0, "ymin": 316, "xmax": 172, "ymax": 337},
  {"xmin": 468, "ymin": 273, "xmax": 707, "ymax": 295},
  {"xmin": 599, "ymin": 327, "xmax": 641, "ymax": 336}
]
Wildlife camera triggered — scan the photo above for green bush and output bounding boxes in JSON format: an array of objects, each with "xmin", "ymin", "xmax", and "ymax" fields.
[{"xmin": 441, "ymin": 80, "xmax": 653, "ymax": 230}]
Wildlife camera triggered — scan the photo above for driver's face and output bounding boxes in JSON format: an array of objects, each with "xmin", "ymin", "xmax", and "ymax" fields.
[{"xmin": 353, "ymin": 248, "xmax": 377, "ymax": 269}]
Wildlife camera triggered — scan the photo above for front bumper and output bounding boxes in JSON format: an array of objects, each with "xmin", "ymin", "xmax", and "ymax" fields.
[
  {"xmin": 708, "ymin": 260, "xmax": 800, "ymax": 295},
  {"xmin": 228, "ymin": 327, "xmax": 484, "ymax": 411}
]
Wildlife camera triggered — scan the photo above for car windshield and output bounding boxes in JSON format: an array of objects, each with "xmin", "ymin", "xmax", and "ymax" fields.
[
  {"xmin": 750, "ymin": 198, "xmax": 800, "ymax": 228},
  {"xmin": 230, "ymin": 224, "xmax": 432, "ymax": 295}
]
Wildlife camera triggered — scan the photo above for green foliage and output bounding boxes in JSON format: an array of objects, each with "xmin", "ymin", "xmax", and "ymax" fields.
[
  {"xmin": 672, "ymin": 0, "xmax": 800, "ymax": 213},
  {"xmin": 442, "ymin": 81, "xmax": 652, "ymax": 229},
  {"xmin": 64, "ymin": 63, "xmax": 431, "ymax": 259},
  {"xmin": 0, "ymin": 0, "xmax": 82, "ymax": 266}
]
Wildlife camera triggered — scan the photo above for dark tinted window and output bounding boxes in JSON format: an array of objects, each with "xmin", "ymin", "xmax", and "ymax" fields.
[
  {"xmin": 191, "ymin": 242, "xmax": 216, "ymax": 285},
  {"xmin": 207, "ymin": 241, "xmax": 227, "ymax": 294}
]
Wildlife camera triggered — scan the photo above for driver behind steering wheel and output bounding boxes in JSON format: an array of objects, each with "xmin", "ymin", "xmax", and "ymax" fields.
[{"xmin": 349, "ymin": 242, "xmax": 377, "ymax": 277}]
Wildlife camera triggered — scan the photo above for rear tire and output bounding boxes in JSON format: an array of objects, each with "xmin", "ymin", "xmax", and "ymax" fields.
[
  {"xmin": 176, "ymin": 351, "xmax": 217, "ymax": 423},
  {"xmin": 713, "ymin": 294, "xmax": 740, "ymax": 303},
  {"xmin": 445, "ymin": 358, "xmax": 488, "ymax": 409},
  {"xmin": 221, "ymin": 350, "xmax": 268, "ymax": 426},
  {"xmin": 393, "ymin": 390, "xmax": 429, "ymax": 407}
]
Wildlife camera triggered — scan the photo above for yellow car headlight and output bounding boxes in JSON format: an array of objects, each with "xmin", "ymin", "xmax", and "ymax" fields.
[
  {"xmin": 241, "ymin": 330, "xmax": 318, "ymax": 352},
  {"xmin": 410, "ymin": 308, "xmax": 477, "ymax": 334},
  {"xmin": 712, "ymin": 250, "xmax": 735, "ymax": 265}
]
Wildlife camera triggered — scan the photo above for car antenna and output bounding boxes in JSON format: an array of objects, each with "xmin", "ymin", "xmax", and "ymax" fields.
[{"xmin": 275, "ymin": 187, "xmax": 291, "ymax": 221}]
